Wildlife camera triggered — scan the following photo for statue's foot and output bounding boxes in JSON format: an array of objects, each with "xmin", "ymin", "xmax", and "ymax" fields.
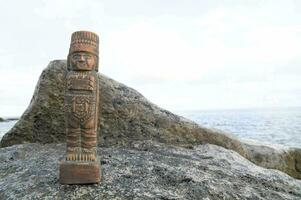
[
  {"xmin": 66, "ymin": 147, "xmax": 79, "ymax": 161},
  {"xmin": 81, "ymin": 148, "xmax": 97, "ymax": 161},
  {"xmin": 66, "ymin": 153, "xmax": 76, "ymax": 161},
  {"xmin": 66, "ymin": 148, "xmax": 96, "ymax": 161},
  {"xmin": 79, "ymin": 153, "xmax": 96, "ymax": 161},
  {"xmin": 89, "ymin": 153, "xmax": 96, "ymax": 161}
]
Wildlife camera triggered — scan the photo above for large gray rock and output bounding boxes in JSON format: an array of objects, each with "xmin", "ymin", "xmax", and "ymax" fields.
[
  {"xmin": 1, "ymin": 60, "xmax": 301, "ymax": 180},
  {"xmin": 0, "ymin": 141, "xmax": 301, "ymax": 200},
  {"xmin": 0, "ymin": 60, "xmax": 244, "ymax": 151}
]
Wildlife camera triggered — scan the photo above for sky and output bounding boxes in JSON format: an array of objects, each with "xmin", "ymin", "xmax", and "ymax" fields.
[{"xmin": 0, "ymin": 0, "xmax": 301, "ymax": 117}]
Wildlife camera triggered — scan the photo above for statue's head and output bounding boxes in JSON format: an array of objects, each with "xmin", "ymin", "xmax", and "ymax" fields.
[{"xmin": 67, "ymin": 31, "xmax": 99, "ymax": 72}]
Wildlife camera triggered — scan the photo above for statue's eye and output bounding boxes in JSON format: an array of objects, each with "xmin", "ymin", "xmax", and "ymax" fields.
[
  {"xmin": 83, "ymin": 55, "xmax": 91, "ymax": 59},
  {"xmin": 73, "ymin": 54, "xmax": 81, "ymax": 60},
  {"xmin": 72, "ymin": 54, "xmax": 91, "ymax": 60}
]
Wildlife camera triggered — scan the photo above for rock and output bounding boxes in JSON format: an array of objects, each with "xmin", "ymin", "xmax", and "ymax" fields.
[
  {"xmin": 0, "ymin": 118, "xmax": 19, "ymax": 123},
  {"xmin": 0, "ymin": 141, "xmax": 300, "ymax": 200},
  {"xmin": 5, "ymin": 118, "xmax": 19, "ymax": 121},
  {"xmin": 0, "ymin": 60, "xmax": 246, "ymax": 152},
  {"xmin": 1, "ymin": 60, "xmax": 301, "ymax": 180},
  {"xmin": 243, "ymin": 141, "xmax": 301, "ymax": 180}
]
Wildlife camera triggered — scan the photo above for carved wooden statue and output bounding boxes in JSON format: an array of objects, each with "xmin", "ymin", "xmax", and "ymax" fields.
[{"xmin": 59, "ymin": 31, "xmax": 101, "ymax": 184}]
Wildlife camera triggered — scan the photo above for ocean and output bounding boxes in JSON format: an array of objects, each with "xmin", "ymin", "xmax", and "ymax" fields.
[
  {"xmin": 0, "ymin": 120, "xmax": 17, "ymax": 141},
  {"xmin": 0, "ymin": 107, "xmax": 300, "ymax": 148},
  {"xmin": 177, "ymin": 107, "xmax": 301, "ymax": 148}
]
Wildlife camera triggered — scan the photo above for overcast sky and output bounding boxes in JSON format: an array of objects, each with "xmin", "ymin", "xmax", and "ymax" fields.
[{"xmin": 0, "ymin": 0, "xmax": 301, "ymax": 117}]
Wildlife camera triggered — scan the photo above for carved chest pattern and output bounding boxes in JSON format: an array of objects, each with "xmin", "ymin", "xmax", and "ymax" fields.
[{"xmin": 70, "ymin": 95, "xmax": 95, "ymax": 122}]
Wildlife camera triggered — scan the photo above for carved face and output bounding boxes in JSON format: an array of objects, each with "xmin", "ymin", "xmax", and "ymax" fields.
[{"xmin": 70, "ymin": 51, "xmax": 96, "ymax": 71}]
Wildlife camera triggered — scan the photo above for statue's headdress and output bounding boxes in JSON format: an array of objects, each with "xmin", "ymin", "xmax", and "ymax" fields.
[{"xmin": 69, "ymin": 31, "xmax": 99, "ymax": 56}]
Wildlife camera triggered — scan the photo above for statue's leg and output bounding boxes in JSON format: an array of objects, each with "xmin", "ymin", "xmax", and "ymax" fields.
[
  {"xmin": 66, "ymin": 119, "xmax": 80, "ymax": 161},
  {"xmin": 81, "ymin": 117, "xmax": 97, "ymax": 161}
]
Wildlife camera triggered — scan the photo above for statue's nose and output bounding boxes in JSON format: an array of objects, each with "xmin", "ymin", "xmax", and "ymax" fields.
[{"xmin": 78, "ymin": 55, "xmax": 85, "ymax": 62}]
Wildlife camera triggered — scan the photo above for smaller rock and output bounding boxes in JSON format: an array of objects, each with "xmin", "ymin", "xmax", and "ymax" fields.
[{"xmin": 5, "ymin": 117, "xmax": 19, "ymax": 121}]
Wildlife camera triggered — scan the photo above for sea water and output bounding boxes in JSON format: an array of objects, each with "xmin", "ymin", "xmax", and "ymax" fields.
[
  {"xmin": 177, "ymin": 107, "xmax": 301, "ymax": 148},
  {"xmin": 0, "ymin": 107, "xmax": 300, "ymax": 148},
  {"xmin": 0, "ymin": 120, "xmax": 18, "ymax": 141}
]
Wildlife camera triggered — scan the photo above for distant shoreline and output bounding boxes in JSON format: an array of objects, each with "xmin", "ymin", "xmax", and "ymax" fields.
[{"xmin": 0, "ymin": 118, "xmax": 19, "ymax": 122}]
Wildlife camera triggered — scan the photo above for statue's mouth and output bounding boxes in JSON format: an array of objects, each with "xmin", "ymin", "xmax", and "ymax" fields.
[{"xmin": 75, "ymin": 62, "xmax": 89, "ymax": 69}]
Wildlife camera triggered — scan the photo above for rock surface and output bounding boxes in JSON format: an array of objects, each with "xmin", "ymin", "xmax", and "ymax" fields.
[
  {"xmin": 0, "ymin": 141, "xmax": 300, "ymax": 200},
  {"xmin": 0, "ymin": 60, "xmax": 244, "ymax": 151},
  {"xmin": 1, "ymin": 60, "xmax": 301, "ymax": 180}
]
